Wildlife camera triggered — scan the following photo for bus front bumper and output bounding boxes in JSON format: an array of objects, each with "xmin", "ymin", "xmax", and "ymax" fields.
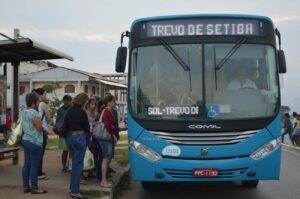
[{"xmin": 129, "ymin": 146, "xmax": 281, "ymax": 182}]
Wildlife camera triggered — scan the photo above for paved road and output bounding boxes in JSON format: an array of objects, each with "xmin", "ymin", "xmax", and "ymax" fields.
[{"xmin": 120, "ymin": 146, "xmax": 300, "ymax": 199}]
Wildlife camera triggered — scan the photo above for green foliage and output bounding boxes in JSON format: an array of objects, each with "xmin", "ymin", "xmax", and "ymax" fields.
[
  {"xmin": 49, "ymin": 97, "xmax": 63, "ymax": 120},
  {"xmin": 43, "ymin": 82, "xmax": 61, "ymax": 94}
]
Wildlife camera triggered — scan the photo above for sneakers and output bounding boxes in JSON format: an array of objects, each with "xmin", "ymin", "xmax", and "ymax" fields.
[{"xmin": 62, "ymin": 167, "xmax": 69, "ymax": 173}]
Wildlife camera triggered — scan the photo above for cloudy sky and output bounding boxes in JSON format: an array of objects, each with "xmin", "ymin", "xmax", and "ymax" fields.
[{"xmin": 0, "ymin": 0, "xmax": 300, "ymax": 111}]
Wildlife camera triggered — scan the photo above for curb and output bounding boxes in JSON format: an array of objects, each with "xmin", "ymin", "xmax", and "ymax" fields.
[
  {"xmin": 282, "ymin": 143, "xmax": 300, "ymax": 151},
  {"xmin": 99, "ymin": 166, "xmax": 130, "ymax": 199},
  {"xmin": 80, "ymin": 165, "xmax": 130, "ymax": 199},
  {"xmin": 111, "ymin": 167, "xmax": 130, "ymax": 199}
]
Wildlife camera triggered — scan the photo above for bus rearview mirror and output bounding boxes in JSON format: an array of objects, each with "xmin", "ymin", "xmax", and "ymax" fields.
[
  {"xmin": 115, "ymin": 47, "xmax": 127, "ymax": 73},
  {"xmin": 277, "ymin": 50, "xmax": 286, "ymax": 74}
]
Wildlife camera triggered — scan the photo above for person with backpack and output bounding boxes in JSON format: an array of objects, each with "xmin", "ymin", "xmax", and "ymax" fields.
[{"xmin": 54, "ymin": 95, "xmax": 72, "ymax": 172}]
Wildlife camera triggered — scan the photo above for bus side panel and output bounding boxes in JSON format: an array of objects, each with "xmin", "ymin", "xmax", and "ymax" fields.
[
  {"xmin": 129, "ymin": 147, "xmax": 156, "ymax": 181},
  {"xmin": 128, "ymin": 115, "xmax": 144, "ymax": 139},
  {"xmin": 254, "ymin": 146, "xmax": 281, "ymax": 180}
]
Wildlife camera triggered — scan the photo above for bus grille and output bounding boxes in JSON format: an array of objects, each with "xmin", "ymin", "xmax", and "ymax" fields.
[
  {"xmin": 163, "ymin": 168, "xmax": 248, "ymax": 179},
  {"xmin": 151, "ymin": 130, "xmax": 258, "ymax": 145}
]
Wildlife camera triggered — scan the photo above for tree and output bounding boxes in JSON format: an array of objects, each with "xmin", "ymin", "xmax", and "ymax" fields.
[{"xmin": 43, "ymin": 82, "xmax": 63, "ymax": 121}]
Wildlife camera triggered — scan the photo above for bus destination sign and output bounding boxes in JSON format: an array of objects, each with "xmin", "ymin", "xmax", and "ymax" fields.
[{"xmin": 144, "ymin": 19, "xmax": 262, "ymax": 37}]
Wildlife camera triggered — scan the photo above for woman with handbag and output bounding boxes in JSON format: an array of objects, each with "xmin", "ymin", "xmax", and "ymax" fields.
[
  {"xmin": 64, "ymin": 93, "xmax": 89, "ymax": 199},
  {"xmin": 21, "ymin": 92, "xmax": 47, "ymax": 194},
  {"xmin": 97, "ymin": 95, "xmax": 119, "ymax": 188}
]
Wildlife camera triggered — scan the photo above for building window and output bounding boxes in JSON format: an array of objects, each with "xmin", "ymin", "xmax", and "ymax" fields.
[
  {"xmin": 65, "ymin": 84, "xmax": 75, "ymax": 93},
  {"xmin": 20, "ymin": 86, "xmax": 26, "ymax": 95},
  {"xmin": 92, "ymin": 86, "xmax": 96, "ymax": 95},
  {"xmin": 84, "ymin": 85, "xmax": 89, "ymax": 94}
]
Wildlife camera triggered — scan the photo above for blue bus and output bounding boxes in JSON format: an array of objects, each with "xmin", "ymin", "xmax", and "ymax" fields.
[{"xmin": 115, "ymin": 14, "xmax": 286, "ymax": 188}]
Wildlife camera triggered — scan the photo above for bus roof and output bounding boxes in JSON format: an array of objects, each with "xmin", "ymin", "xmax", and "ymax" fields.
[{"xmin": 131, "ymin": 14, "xmax": 273, "ymax": 29}]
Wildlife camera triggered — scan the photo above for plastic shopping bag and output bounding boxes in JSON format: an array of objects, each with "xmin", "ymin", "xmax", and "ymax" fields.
[{"xmin": 83, "ymin": 148, "xmax": 95, "ymax": 171}]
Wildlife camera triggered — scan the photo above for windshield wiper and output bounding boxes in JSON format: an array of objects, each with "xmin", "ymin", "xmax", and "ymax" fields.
[
  {"xmin": 158, "ymin": 38, "xmax": 191, "ymax": 71},
  {"xmin": 215, "ymin": 37, "xmax": 248, "ymax": 70}
]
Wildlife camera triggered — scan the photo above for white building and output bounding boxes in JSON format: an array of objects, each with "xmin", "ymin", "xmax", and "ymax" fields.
[{"xmin": 0, "ymin": 62, "xmax": 127, "ymax": 120}]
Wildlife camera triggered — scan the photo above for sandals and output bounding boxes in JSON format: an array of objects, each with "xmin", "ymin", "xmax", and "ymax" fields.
[
  {"xmin": 99, "ymin": 182, "xmax": 112, "ymax": 188},
  {"xmin": 31, "ymin": 189, "xmax": 48, "ymax": 194}
]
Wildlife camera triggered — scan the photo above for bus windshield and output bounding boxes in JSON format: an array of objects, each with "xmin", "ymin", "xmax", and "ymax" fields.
[{"xmin": 129, "ymin": 43, "xmax": 279, "ymax": 121}]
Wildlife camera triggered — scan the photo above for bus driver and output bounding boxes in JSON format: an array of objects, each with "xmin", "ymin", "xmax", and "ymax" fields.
[{"xmin": 226, "ymin": 67, "xmax": 258, "ymax": 90}]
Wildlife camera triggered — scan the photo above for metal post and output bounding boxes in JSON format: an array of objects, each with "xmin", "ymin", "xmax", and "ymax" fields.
[{"xmin": 12, "ymin": 61, "xmax": 20, "ymax": 122}]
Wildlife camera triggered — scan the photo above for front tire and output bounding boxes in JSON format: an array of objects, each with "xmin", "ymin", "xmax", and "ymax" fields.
[{"xmin": 241, "ymin": 180, "xmax": 259, "ymax": 188}]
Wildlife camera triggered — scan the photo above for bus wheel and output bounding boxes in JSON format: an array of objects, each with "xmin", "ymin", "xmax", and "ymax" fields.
[
  {"xmin": 241, "ymin": 180, "xmax": 259, "ymax": 188},
  {"xmin": 141, "ymin": 182, "xmax": 156, "ymax": 190}
]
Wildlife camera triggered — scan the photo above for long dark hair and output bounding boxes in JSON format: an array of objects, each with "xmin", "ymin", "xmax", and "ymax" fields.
[
  {"xmin": 100, "ymin": 95, "xmax": 114, "ymax": 113},
  {"xmin": 97, "ymin": 99, "xmax": 104, "ymax": 114}
]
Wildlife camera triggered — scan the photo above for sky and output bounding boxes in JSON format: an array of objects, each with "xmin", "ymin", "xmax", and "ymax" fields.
[{"xmin": 0, "ymin": 0, "xmax": 300, "ymax": 111}]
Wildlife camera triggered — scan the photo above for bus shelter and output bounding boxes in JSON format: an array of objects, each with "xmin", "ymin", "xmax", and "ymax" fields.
[{"xmin": 0, "ymin": 30, "xmax": 73, "ymax": 164}]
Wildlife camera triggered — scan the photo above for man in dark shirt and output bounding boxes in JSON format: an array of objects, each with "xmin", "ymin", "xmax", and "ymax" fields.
[{"xmin": 55, "ymin": 95, "xmax": 72, "ymax": 172}]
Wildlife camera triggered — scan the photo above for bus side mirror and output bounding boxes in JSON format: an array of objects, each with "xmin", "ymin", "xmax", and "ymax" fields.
[
  {"xmin": 115, "ymin": 47, "xmax": 127, "ymax": 73},
  {"xmin": 277, "ymin": 50, "xmax": 286, "ymax": 73}
]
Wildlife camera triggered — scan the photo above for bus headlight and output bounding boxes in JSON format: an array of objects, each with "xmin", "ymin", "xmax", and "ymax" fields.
[
  {"xmin": 129, "ymin": 140, "xmax": 162, "ymax": 162},
  {"xmin": 250, "ymin": 138, "xmax": 281, "ymax": 160}
]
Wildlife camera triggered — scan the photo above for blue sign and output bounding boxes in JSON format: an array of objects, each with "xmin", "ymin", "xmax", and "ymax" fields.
[{"xmin": 207, "ymin": 105, "xmax": 220, "ymax": 118}]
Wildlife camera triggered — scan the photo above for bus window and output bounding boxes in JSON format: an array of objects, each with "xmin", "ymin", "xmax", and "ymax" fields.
[{"xmin": 205, "ymin": 44, "xmax": 279, "ymax": 119}]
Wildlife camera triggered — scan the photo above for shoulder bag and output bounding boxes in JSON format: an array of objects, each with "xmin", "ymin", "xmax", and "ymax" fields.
[
  {"xmin": 7, "ymin": 117, "xmax": 23, "ymax": 146},
  {"xmin": 93, "ymin": 109, "xmax": 112, "ymax": 141}
]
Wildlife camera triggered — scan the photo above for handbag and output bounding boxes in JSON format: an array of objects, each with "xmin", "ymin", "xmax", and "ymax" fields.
[
  {"xmin": 7, "ymin": 117, "xmax": 23, "ymax": 146},
  {"xmin": 93, "ymin": 109, "xmax": 112, "ymax": 141}
]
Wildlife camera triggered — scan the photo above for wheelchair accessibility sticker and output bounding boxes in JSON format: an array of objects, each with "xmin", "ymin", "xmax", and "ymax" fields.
[{"xmin": 207, "ymin": 105, "xmax": 220, "ymax": 118}]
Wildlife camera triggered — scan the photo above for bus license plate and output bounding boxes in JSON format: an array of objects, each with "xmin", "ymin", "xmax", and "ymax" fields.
[{"xmin": 193, "ymin": 168, "xmax": 219, "ymax": 177}]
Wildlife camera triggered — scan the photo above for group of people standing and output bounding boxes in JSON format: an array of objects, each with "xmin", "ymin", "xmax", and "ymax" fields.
[
  {"xmin": 282, "ymin": 112, "xmax": 300, "ymax": 146},
  {"xmin": 21, "ymin": 90, "xmax": 121, "ymax": 199}
]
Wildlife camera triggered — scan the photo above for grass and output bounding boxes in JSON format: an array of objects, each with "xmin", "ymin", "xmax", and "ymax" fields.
[
  {"xmin": 119, "ymin": 134, "xmax": 128, "ymax": 142},
  {"xmin": 80, "ymin": 190, "xmax": 109, "ymax": 199},
  {"xmin": 114, "ymin": 147, "xmax": 129, "ymax": 166},
  {"xmin": 46, "ymin": 137, "xmax": 59, "ymax": 149}
]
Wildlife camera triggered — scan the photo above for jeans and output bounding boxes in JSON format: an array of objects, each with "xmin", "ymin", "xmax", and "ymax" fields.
[
  {"xmin": 38, "ymin": 133, "xmax": 48, "ymax": 175},
  {"xmin": 282, "ymin": 130, "xmax": 295, "ymax": 145},
  {"xmin": 22, "ymin": 140, "xmax": 43, "ymax": 190},
  {"xmin": 66, "ymin": 134, "xmax": 86, "ymax": 194},
  {"xmin": 96, "ymin": 141, "xmax": 103, "ymax": 181}
]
